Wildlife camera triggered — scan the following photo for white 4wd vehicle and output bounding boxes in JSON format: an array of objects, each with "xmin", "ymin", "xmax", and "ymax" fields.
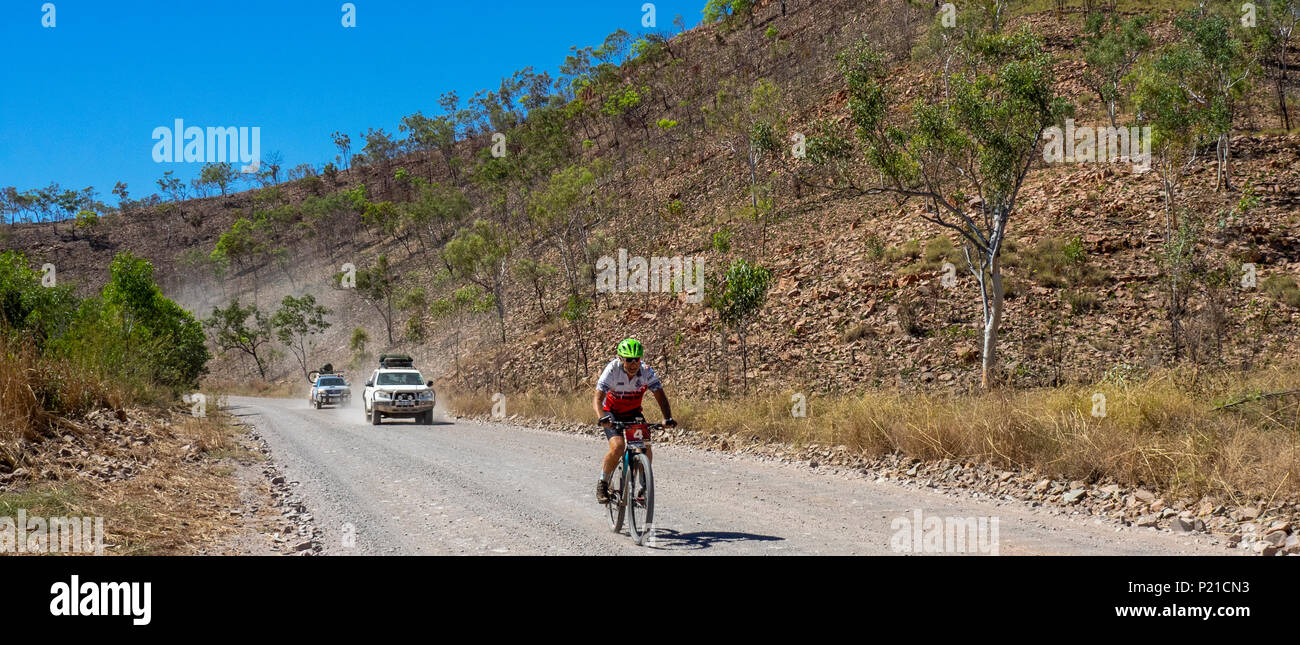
[
  {"xmin": 309, "ymin": 373, "xmax": 351, "ymax": 409},
  {"xmin": 362, "ymin": 354, "xmax": 436, "ymax": 425}
]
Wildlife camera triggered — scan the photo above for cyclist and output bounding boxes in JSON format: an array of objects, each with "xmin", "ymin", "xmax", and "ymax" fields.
[{"xmin": 594, "ymin": 338, "xmax": 676, "ymax": 503}]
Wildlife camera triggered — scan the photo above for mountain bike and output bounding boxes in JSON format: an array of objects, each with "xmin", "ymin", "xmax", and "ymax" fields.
[{"xmin": 605, "ymin": 420, "xmax": 661, "ymax": 546}]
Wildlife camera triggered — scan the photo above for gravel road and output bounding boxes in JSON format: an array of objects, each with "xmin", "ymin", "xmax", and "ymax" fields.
[{"xmin": 228, "ymin": 396, "xmax": 1231, "ymax": 555}]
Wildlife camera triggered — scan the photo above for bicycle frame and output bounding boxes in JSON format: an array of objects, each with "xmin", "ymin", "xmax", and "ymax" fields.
[
  {"xmin": 612, "ymin": 420, "xmax": 655, "ymax": 492},
  {"xmin": 605, "ymin": 420, "xmax": 661, "ymax": 544}
]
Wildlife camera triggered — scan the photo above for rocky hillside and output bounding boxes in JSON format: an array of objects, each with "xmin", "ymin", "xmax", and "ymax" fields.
[{"xmin": 6, "ymin": 0, "xmax": 1300, "ymax": 400}]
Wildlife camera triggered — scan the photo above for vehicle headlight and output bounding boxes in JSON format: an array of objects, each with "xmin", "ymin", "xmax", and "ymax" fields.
[
  {"xmin": 419, "ymin": 391, "xmax": 433, "ymax": 400},
  {"xmin": 375, "ymin": 391, "xmax": 392, "ymax": 400}
]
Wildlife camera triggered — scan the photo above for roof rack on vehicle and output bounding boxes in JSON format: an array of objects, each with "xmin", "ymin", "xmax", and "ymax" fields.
[
  {"xmin": 378, "ymin": 353, "xmax": 415, "ymax": 368},
  {"xmin": 307, "ymin": 367, "xmax": 345, "ymax": 383}
]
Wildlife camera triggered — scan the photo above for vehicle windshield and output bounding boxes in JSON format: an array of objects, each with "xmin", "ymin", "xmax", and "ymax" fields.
[
  {"xmin": 318, "ymin": 377, "xmax": 345, "ymax": 386},
  {"xmin": 376, "ymin": 372, "xmax": 425, "ymax": 386}
]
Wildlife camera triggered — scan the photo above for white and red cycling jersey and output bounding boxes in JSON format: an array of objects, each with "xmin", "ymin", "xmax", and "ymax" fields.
[{"xmin": 597, "ymin": 358, "xmax": 663, "ymax": 414}]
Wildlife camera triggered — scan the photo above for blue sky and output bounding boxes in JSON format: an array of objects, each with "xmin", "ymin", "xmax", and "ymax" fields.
[{"xmin": 0, "ymin": 0, "xmax": 703, "ymax": 209}]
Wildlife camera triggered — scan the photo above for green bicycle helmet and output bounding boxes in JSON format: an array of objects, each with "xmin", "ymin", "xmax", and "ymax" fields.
[{"xmin": 617, "ymin": 338, "xmax": 644, "ymax": 358}]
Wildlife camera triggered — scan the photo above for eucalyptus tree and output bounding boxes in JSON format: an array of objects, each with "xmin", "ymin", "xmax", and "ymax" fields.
[
  {"xmin": 443, "ymin": 219, "xmax": 512, "ymax": 343},
  {"xmin": 271, "ymin": 294, "xmax": 332, "ymax": 380},
  {"xmin": 829, "ymin": 28, "xmax": 1069, "ymax": 387},
  {"xmin": 1081, "ymin": 12, "xmax": 1153, "ymax": 128}
]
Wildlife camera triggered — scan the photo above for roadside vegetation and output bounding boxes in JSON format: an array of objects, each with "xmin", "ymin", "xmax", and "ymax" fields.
[
  {"xmin": 0, "ymin": 250, "xmax": 251, "ymax": 553},
  {"xmin": 447, "ymin": 359, "xmax": 1300, "ymax": 502}
]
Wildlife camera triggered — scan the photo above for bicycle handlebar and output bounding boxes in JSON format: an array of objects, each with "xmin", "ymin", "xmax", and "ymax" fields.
[{"xmin": 602, "ymin": 420, "xmax": 667, "ymax": 429}]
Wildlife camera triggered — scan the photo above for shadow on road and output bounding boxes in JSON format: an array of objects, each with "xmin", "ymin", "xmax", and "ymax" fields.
[{"xmin": 644, "ymin": 528, "xmax": 785, "ymax": 551}]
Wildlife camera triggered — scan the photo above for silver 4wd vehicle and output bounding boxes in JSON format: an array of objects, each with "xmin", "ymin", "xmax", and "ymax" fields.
[
  {"xmin": 308, "ymin": 372, "xmax": 351, "ymax": 409},
  {"xmin": 362, "ymin": 354, "xmax": 436, "ymax": 425}
]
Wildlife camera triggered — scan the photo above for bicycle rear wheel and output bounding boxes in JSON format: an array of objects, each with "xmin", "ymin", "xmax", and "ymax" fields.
[
  {"xmin": 606, "ymin": 460, "xmax": 626, "ymax": 533},
  {"xmin": 627, "ymin": 453, "xmax": 654, "ymax": 546}
]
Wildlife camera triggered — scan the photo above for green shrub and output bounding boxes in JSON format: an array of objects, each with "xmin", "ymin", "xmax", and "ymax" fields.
[
  {"xmin": 864, "ymin": 233, "xmax": 885, "ymax": 260},
  {"xmin": 923, "ymin": 236, "xmax": 961, "ymax": 267},
  {"xmin": 74, "ymin": 210, "xmax": 100, "ymax": 230},
  {"xmin": 1065, "ymin": 289, "xmax": 1099, "ymax": 315},
  {"xmin": 1063, "ymin": 235, "xmax": 1087, "ymax": 265},
  {"xmin": 1262, "ymin": 274, "xmax": 1300, "ymax": 308},
  {"xmin": 1019, "ymin": 236, "xmax": 1107, "ymax": 288},
  {"xmin": 712, "ymin": 228, "xmax": 732, "ymax": 253},
  {"xmin": 1, "ymin": 251, "xmax": 209, "ymax": 407},
  {"xmin": 703, "ymin": 0, "xmax": 754, "ymax": 24},
  {"xmin": 0, "ymin": 251, "xmax": 79, "ymax": 348},
  {"xmin": 884, "ymin": 239, "xmax": 921, "ymax": 264},
  {"xmin": 298, "ymin": 175, "xmax": 324, "ymax": 195}
]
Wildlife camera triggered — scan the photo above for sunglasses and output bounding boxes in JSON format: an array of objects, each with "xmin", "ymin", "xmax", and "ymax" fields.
[{"xmin": 622, "ymin": 356, "xmax": 641, "ymax": 363}]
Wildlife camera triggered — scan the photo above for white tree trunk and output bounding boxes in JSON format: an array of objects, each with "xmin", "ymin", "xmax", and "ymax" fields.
[{"xmin": 980, "ymin": 261, "xmax": 1005, "ymax": 388}]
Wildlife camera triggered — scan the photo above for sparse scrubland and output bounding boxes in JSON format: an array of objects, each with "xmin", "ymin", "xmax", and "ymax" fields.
[{"xmin": 5, "ymin": 0, "xmax": 1300, "ymax": 533}]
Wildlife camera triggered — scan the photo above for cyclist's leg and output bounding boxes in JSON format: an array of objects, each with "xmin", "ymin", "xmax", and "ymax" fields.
[{"xmin": 601, "ymin": 433, "xmax": 626, "ymax": 477}]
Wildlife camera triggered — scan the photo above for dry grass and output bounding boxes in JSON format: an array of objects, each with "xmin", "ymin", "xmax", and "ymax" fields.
[
  {"xmin": 2, "ymin": 336, "xmax": 253, "ymax": 554},
  {"xmin": 1, "ymin": 337, "xmax": 128, "ymax": 470},
  {"xmin": 1262, "ymin": 274, "xmax": 1300, "ymax": 309},
  {"xmin": 899, "ymin": 235, "xmax": 963, "ymax": 276},
  {"xmin": 89, "ymin": 414, "xmax": 248, "ymax": 554},
  {"xmin": 0, "ymin": 409, "xmax": 251, "ymax": 555},
  {"xmin": 445, "ymin": 388, "xmax": 593, "ymax": 421},
  {"xmin": 202, "ymin": 377, "xmax": 301, "ymax": 399},
  {"xmin": 444, "ymin": 363, "xmax": 1300, "ymax": 503}
]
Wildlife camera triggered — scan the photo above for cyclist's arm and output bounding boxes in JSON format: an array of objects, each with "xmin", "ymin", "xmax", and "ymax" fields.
[
  {"xmin": 651, "ymin": 388, "xmax": 673, "ymax": 422},
  {"xmin": 594, "ymin": 388, "xmax": 609, "ymax": 423}
]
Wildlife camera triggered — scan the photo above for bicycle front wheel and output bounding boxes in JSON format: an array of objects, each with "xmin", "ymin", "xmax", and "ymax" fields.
[
  {"xmin": 607, "ymin": 460, "xmax": 626, "ymax": 533},
  {"xmin": 627, "ymin": 453, "xmax": 654, "ymax": 546}
]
